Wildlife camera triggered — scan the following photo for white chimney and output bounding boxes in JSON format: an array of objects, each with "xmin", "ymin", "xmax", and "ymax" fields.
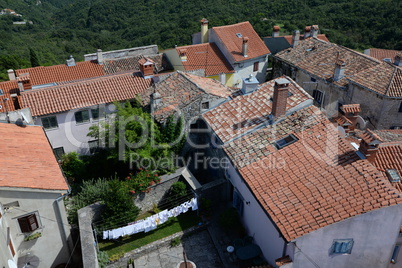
[
  {"xmin": 7, "ymin": 69, "xmax": 16, "ymax": 81},
  {"xmin": 292, "ymin": 30, "xmax": 300, "ymax": 47},
  {"xmin": 66, "ymin": 55, "xmax": 76, "ymax": 67},
  {"xmin": 201, "ymin": 18, "xmax": 209, "ymax": 44},
  {"xmin": 311, "ymin": 25, "xmax": 319, "ymax": 38},
  {"xmin": 272, "ymin": 25, "xmax": 280, "ymax": 37},
  {"xmin": 304, "ymin": 26, "xmax": 311, "ymax": 39},
  {"xmin": 241, "ymin": 74, "xmax": 259, "ymax": 94},
  {"xmin": 219, "ymin": 73, "xmax": 226, "ymax": 84},
  {"xmin": 97, "ymin": 49, "xmax": 104, "ymax": 65},
  {"xmin": 242, "ymin": 37, "xmax": 249, "ymax": 57},
  {"xmin": 334, "ymin": 59, "xmax": 346, "ymax": 81},
  {"xmin": 394, "ymin": 53, "xmax": 402, "ymax": 67}
]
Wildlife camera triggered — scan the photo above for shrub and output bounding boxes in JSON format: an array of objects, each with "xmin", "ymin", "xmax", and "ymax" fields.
[
  {"xmin": 97, "ymin": 250, "xmax": 109, "ymax": 268},
  {"xmin": 170, "ymin": 237, "xmax": 181, "ymax": 247},
  {"xmin": 167, "ymin": 181, "xmax": 187, "ymax": 206}
]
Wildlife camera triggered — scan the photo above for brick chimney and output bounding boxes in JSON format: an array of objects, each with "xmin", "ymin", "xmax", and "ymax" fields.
[
  {"xmin": 334, "ymin": 59, "xmax": 346, "ymax": 81},
  {"xmin": 311, "ymin": 25, "xmax": 319, "ymax": 38},
  {"xmin": 7, "ymin": 69, "xmax": 16, "ymax": 81},
  {"xmin": 358, "ymin": 129, "xmax": 383, "ymax": 162},
  {"xmin": 272, "ymin": 78, "xmax": 290, "ymax": 119},
  {"xmin": 242, "ymin": 37, "xmax": 249, "ymax": 57},
  {"xmin": 394, "ymin": 52, "xmax": 402, "ymax": 67},
  {"xmin": 201, "ymin": 18, "xmax": 209, "ymax": 44},
  {"xmin": 139, "ymin": 57, "xmax": 155, "ymax": 78},
  {"xmin": 272, "ymin": 25, "xmax": 280, "ymax": 37},
  {"xmin": 179, "ymin": 49, "xmax": 187, "ymax": 62},
  {"xmin": 304, "ymin": 26, "xmax": 311, "ymax": 39},
  {"xmin": 340, "ymin": 104, "xmax": 361, "ymax": 130},
  {"xmin": 292, "ymin": 30, "xmax": 300, "ymax": 47},
  {"xmin": 66, "ymin": 55, "xmax": 76, "ymax": 67},
  {"xmin": 97, "ymin": 49, "xmax": 104, "ymax": 65},
  {"xmin": 17, "ymin": 73, "xmax": 32, "ymax": 91}
]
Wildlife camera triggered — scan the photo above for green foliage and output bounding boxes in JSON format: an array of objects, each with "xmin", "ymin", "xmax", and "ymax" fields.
[
  {"xmin": 125, "ymin": 169, "xmax": 161, "ymax": 194},
  {"xmin": 60, "ymin": 152, "xmax": 85, "ymax": 183},
  {"xmin": 97, "ymin": 250, "xmax": 109, "ymax": 268},
  {"xmin": 167, "ymin": 181, "xmax": 187, "ymax": 206},
  {"xmin": 170, "ymin": 237, "xmax": 181, "ymax": 247},
  {"xmin": 162, "ymin": 115, "xmax": 186, "ymax": 154},
  {"xmin": 29, "ymin": 47, "xmax": 40, "ymax": 67}
]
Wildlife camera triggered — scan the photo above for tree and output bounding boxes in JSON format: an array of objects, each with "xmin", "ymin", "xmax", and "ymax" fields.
[{"xmin": 29, "ymin": 47, "xmax": 40, "ymax": 67}]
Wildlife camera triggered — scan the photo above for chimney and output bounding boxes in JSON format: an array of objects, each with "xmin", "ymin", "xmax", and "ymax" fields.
[
  {"xmin": 292, "ymin": 30, "xmax": 300, "ymax": 47},
  {"xmin": 201, "ymin": 18, "xmax": 209, "ymax": 44},
  {"xmin": 304, "ymin": 26, "xmax": 311, "ymax": 39},
  {"xmin": 272, "ymin": 25, "xmax": 280, "ymax": 37},
  {"xmin": 97, "ymin": 49, "xmax": 104, "ymax": 65},
  {"xmin": 241, "ymin": 74, "xmax": 259, "ymax": 94},
  {"xmin": 7, "ymin": 69, "xmax": 16, "ymax": 81},
  {"xmin": 272, "ymin": 78, "xmax": 290, "ymax": 119},
  {"xmin": 334, "ymin": 59, "xmax": 346, "ymax": 81},
  {"xmin": 340, "ymin": 104, "xmax": 361, "ymax": 131},
  {"xmin": 219, "ymin": 73, "xmax": 226, "ymax": 85},
  {"xmin": 394, "ymin": 52, "xmax": 402, "ymax": 67},
  {"xmin": 358, "ymin": 129, "xmax": 383, "ymax": 162},
  {"xmin": 66, "ymin": 55, "xmax": 76, "ymax": 67},
  {"xmin": 242, "ymin": 37, "xmax": 249, "ymax": 57},
  {"xmin": 139, "ymin": 57, "xmax": 155, "ymax": 79},
  {"xmin": 151, "ymin": 92, "xmax": 161, "ymax": 111},
  {"xmin": 17, "ymin": 73, "xmax": 32, "ymax": 91},
  {"xmin": 179, "ymin": 49, "xmax": 187, "ymax": 62},
  {"xmin": 311, "ymin": 25, "xmax": 319, "ymax": 38}
]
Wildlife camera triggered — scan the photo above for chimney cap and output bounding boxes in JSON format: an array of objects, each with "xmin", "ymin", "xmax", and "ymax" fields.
[
  {"xmin": 97, "ymin": 48, "xmax": 102, "ymax": 52},
  {"xmin": 152, "ymin": 92, "xmax": 161, "ymax": 99},
  {"xmin": 311, "ymin": 25, "xmax": 319, "ymax": 30},
  {"xmin": 242, "ymin": 37, "xmax": 249, "ymax": 43},
  {"xmin": 293, "ymin": 30, "xmax": 300, "ymax": 35},
  {"xmin": 273, "ymin": 25, "xmax": 280, "ymax": 31},
  {"xmin": 201, "ymin": 18, "xmax": 209, "ymax": 24},
  {"xmin": 304, "ymin": 26, "xmax": 311, "ymax": 32},
  {"xmin": 275, "ymin": 78, "xmax": 290, "ymax": 87},
  {"xmin": 360, "ymin": 129, "xmax": 383, "ymax": 145}
]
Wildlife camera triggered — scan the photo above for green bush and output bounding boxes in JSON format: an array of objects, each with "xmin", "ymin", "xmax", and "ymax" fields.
[
  {"xmin": 167, "ymin": 181, "xmax": 187, "ymax": 206},
  {"xmin": 97, "ymin": 250, "xmax": 109, "ymax": 268}
]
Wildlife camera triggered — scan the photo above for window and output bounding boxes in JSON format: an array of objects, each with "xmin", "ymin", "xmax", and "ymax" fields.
[
  {"xmin": 88, "ymin": 140, "xmax": 99, "ymax": 154},
  {"xmin": 312, "ymin": 89, "xmax": 325, "ymax": 104},
  {"xmin": 41, "ymin": 116, "xmax": 58, "ymax": 129},
  {"xmin": 18, "ymin": 213, "xmax": 39, "ymax": 233},
  {"xmin": 75, "ymin": 110, "xmax": 90, "ymax": 124},
  {"xmin": 53, "ymin": 147, "xmax": 65, "ymax": 161},
  {"xmin": 201, "ymin": 101, "xmax": 210, "ymax": 110},
  {"xmin": 91, "ymin": 108, "xmax": 99, "ymax": 120},
  {"xmin": 331, "ymin": 239, "xmax": 354, "ymax": 255},
  {"xmin": 391, "ymin": 244, "xmax": 401, "ymax": 263},
  {"xmin": 310, "ymin": 77, "xmax": 316, "ymax": 83},
  {"xmin": 274, "ymin": 134, "xmax": 299, "ymax": 149},
  {"xmin": 399, "ymin": 102, "xmax": 402, "ymax": 113},
  {"xmin": 0, "ymin": 89, "xmax": 3, "ymax": 95},
  {"xmin": 253, "ymin": 61, "xmax": 259, "ymax": 72}
]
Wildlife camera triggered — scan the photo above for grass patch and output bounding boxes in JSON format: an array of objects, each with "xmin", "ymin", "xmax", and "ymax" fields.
[{"xmin": 98, "ymin": 211, "xmax": 200, "ymax": 260}]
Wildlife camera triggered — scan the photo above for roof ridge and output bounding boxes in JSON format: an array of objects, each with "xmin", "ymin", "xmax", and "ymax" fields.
[
  {"xmin": 337, "ymin": 44, "xmax": 382, "ymax": 64},
  {"xmin": 212, "ymin": 21, "xmax": 250, "ymax": 29}
]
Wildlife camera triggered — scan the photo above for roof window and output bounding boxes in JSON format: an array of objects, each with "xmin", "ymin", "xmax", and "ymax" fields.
[
  {"xmin": 236, "ymin": 33, "xmax": 243, "ymax": 38},
  {"xmin": 386, "ymin": 169, "xmax": 401, "ymax": 183},
  {"xmin": 274, "ymin": 134, "xmax": 298, "ymax": 149}
]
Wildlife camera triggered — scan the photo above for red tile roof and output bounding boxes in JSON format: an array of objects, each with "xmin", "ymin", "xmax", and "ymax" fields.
[
  {"xmin": 341, "ymin": 104, "xmax": 361, "ymax": 114},
  {"xmin": 283, "ymin": 34, "xmax": 329, "ymax": 44},
  {"xmin": 335, "ymin": 115, "xmax": 352, "ymax": 126},
  {"xmin": 0, "ymin": 123, "xmax": 68, "ymax": 191},
  {"xmin": 22, "ymin": 72, "xmax": 152, "ymax": 116},
  {"xmin": 365, "ymin": 48, "xmax": 399, "ymax": 61},
  {"xmin": 232, "ymin": 114, "xmax": 402, "ymax": 241},
  {"xmin": 175, "ymin": 43, "xmax": 234, "ymax": 76},
  {"xmin": 0, "ymin": 80, "xmax": 20, "ymax": 113},
  {"xmin": 348, "ymin": 62, "xmax": 402, "ymax": 97},
  {"xmin": 212, "ymin": 21, "xmax": 270, "ymax": 62},
  {"xmin": 203, "ymin": 76, "xmax": 312, "ymax": 143},
  {"xmin": 16, "ymin": 61, "xmax": 105, "ymax": 86}
]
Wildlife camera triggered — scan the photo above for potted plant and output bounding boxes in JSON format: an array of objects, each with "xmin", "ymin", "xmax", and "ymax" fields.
[{"xmin": 24, "ymin": 232, "xmax": 41, "ymax": 241}]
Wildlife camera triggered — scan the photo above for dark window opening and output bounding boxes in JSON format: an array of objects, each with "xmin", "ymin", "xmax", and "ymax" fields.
[
  {"xmin": 312, "ymin": 90, "xmax": 324, "ymax": 104},
  {"xmin": 253, "ymin": 62, "xmax": 259, "ymax": 72},
  {"xmin": 41, "ymin": 116, "xmax": 58, "ymax": 129},
  {"xmin": 91, "ymin": 108, "xmax": 99, "ymax": 120},
  {"xmin": 274, "ymin": 134, "xmax": 299, "ymax": 149},
  {"xmin": 331, "ymin": 239, "xmax": 354, "ymax": 255},
  {"xmin": 202, "ymin": 101, "xmax": 210, "ymax": 110},
  {"xmin": 75, "ymin": 110, "xmax": 90, "ymax": 124},
  {"xmin": 53, "ymin": 147, "xmax": 65, "ymax": 161},
  {"xmin": 18, "ymin": 213, "xmax": 39, "ymax": 233},
  {"xmin": 311, "ymin": 77, "xmax": 316, "ymax": 82},
  {"xmin": 399, "ymin": 102, "xmax": 402, "ymax": 113}
]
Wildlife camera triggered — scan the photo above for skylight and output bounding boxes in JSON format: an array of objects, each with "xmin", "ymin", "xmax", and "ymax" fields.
[
  {"xmin": 386, "ymin": 169, "xmax": 401, "ymax": 183},
  {"xmin": 236, "ymin": 33, "xmax": 243, "ymax": 38},
  {"xmin": 274, "ymin": 134, "xmax": 299, "ymax": 149}
]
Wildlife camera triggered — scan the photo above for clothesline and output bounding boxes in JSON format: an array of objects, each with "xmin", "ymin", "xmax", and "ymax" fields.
[{"xmin": 103, "ymin": 197, "xmax": 198, "ymax": 240}]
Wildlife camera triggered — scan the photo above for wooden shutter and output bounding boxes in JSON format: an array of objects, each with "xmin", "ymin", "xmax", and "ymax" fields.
[{"xmin": 18, "ymin": 214, "xmax": 38, "ymax": 232}]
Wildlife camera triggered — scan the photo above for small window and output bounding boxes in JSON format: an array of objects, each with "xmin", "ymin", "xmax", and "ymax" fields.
[
  {"xmin": 253, "ymin": 61, "xmax": 259, "ymax": 72},
  {"xmin": 91, "ymin": 108, "xmax": 99, "ymax": 120},
  {"xmin": 311, "ymin": 77, "xmax": 316, "ymax": 82},
  {"xmin": 331, "ymin": 239, "xmax": 354, "ymax": 255},
  {"xmin": 274, "ymin": 134, "xmax": 298, "ymax": 149},
  {"xmin": 399, "ymin": 102, "xmax": 402, "ymax": 113},
  {"xmin": 41, "ymin": 116, "xmax": 58, "ymax": 129},
  {"xmin": 0, "ymin": 89, "xmax": 3, "ymax": 96},
  {"xmin": 202, "ymin": 101, "xmax": 210, "ymax": 110},
  {"xmin": 75, "ymin": 110, "xmax": 90, "ymax": 124},
  {"xmin": 312, "ymin": 89, "xmax": 324, "ymax": 104},
  {"xmin": 53, "ymin": 147, "xmax": 65, "ymax": 161},
  {"xmin": 89, "ymin": 140, "xmax": 99, "ymax": 154},
  {"xmin": 391, "ymin": 244, "xmax": 401, "ymax": 263},
  {"xmin": 18, "ymin": 213, "xmax": 39, "ymax": 233}
]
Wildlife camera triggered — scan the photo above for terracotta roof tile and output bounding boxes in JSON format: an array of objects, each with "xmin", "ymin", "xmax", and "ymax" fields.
[
  {"xmin": 174, "ymin": 43, "xmax": 234, "ymax": 76},
  {"xmin": 348, "ymin": 62, "xmax": 402, "ymax": 97},
  {"xmin": 21, "ymin": 72, "xmax": 152, "ymax": 116},
  {"xmin": 341, "ymin": 104, "xmax": 361, "ymax": 114},
  {"xmin": 365, "ymin": 48, "xmax": 399, "ymax": 61},
  {"xmin": 212, "ymin": 21, "xmax": 270, "ymax": 62},
  {"xmin": 335, "ymin": 115, "xmax": 352, "ymax": 126},
  {"xmin": 0, "ymin": 80, "xmax": 20, "ymax": 113},
  {"xmin": 16, "ymin": 61, "xmax": 105, "ymax": 86},
  {"xmin": 0, "ymin": 123, "xmax": 68, "ymax": 191},
  {"xmin": 103, "ymin": 54, "xmax": 172, "ymax": 74},
  {"xmin": 360, "ymin": 128, "xmax": 384, "ymax": 145},
  {"xmin": 235, "ymin": 118, "xmax": 402, "ymax": 241},
  {"xmin": 203, "ymin": 76, "xmax": 312, "ymax": 143}
]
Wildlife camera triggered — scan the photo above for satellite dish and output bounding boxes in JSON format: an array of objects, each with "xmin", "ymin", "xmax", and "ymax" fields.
[
  {"xmin": 8, "ymin": 259, "xmax": 17, "ymax": 268},
  {"xmin": 356, "ymin": 115, "xmax": 366, "ymax": 129},
  {"xmin": 17, "ymin": 253, "xmax": 40, "ymax": 268},
  {"xmin": 337, "ymin": 126, "xmax": 346, "ymax": 138}
]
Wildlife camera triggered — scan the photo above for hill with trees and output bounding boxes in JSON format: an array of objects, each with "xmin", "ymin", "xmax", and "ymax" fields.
[{"xmin": 0, "ymin": 0, "xmax": 400, "ymax": 80}]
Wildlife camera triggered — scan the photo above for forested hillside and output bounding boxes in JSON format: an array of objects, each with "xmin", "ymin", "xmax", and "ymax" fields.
[{"xmin": 0, "ymin": 0, "xmax": 401, "ymax": 80}]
